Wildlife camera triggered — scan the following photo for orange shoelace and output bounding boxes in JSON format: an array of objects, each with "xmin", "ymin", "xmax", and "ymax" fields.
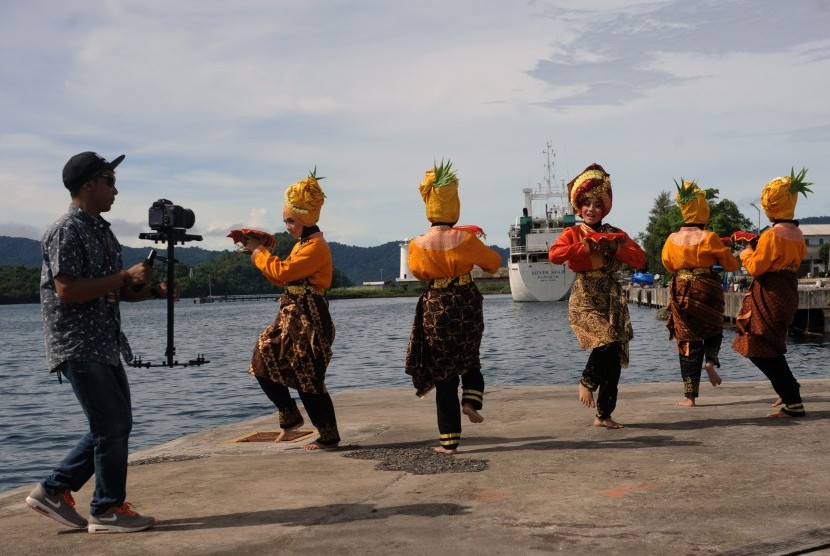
[
  {"xmin": 59, "ymin": 491, "xmax": 77, "ymax": 508},
  {"xmin": 113, "ymin": 502, "xmax": 138, "ymax": 516}
]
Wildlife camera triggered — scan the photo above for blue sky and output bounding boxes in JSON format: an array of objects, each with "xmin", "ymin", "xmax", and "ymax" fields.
[{"xmin": 1, "ymin": 0, "xmax": 828, "ymax": 250}]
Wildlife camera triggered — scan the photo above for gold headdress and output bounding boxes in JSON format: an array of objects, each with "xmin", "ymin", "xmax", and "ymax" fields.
[
  {"xmin": 283, "ymin": 167, "xmax": 326, "ymax": 227},
  {"xmin": 568, "ymin": 163, "xmax": 612, "ymax": 215},
  {"xmin": 674, "ymin": 179, "xmax": 711, "ymax": 224},
  {"xmin": 419, "ymin": 159, "xmax": 460, "ymax": 224},
  {"xmin": 760, "ymin": 167, "xmax": 812, "ymax": 221}
]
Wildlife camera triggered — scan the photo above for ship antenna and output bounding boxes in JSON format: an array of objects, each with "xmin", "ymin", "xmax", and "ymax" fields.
[{"xmin": 543, "ymin": 141, "xmax": 556, "ymax": 194}]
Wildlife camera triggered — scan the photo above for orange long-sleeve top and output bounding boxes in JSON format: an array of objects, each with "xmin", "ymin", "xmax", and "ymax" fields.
[
  {"xmin": 739, "ymin": 223, "xmax": 806, "ymax": 278},
  {"xmin": 661, "ymin": 227, "xmax": 739, "ymax": 273},
  {"xmin": 548, "ymin": 223, "xmax": 645, "ymax": 272},
  {"xmin": 252, "ymin": 232, "xmax": 333, "ymax": 290},
  {"xmin": 408, "ymin": 226, "xmax": 502, "ymax": 281}
]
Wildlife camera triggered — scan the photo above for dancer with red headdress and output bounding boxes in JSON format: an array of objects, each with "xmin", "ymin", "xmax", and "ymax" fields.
[{"xmin": 549, "ymin": 164, "xmax": 645, "ymax": 429}]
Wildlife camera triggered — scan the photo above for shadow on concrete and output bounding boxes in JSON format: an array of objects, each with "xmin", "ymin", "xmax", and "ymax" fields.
[
  {"xmin": 692, "ymin": 395, "xmax": 830, "ymax": 408},
  {"xmin": 716, "ymin": 523, "xmax": 830, "ymax": 556},
  {"xmin": 155, "ymin": 502, "xmax": 472, "ymax": 531},
  {"xmin": 459, "ymin": 434, "xmax": 701, "ymax": 454},
  {"xmin": 626, "ymin": 410, "xmax": 830, "ymax": 431},
  {"xmin": 347, "ymin": 434, "xmax": 700, "ymax": 455},
  {"xmin": 347, "ymin": 436, "xmax": 550, "ymax": 451}
]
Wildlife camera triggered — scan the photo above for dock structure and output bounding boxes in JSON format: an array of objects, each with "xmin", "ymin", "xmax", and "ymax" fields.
[
  {"xmin": 193, "ymin": 294, "xmax": 277, "ymax": 304},
  {"xmin": 625, "ymin": 281, "xmax": 830, "ymax": 334}
]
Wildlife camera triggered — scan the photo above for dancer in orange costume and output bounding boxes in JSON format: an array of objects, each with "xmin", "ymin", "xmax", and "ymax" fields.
[
  {"xmin": 661, "ymin": 180, "xmax": 739, "ymax": 406},
  {"xmin": 244, "ymin": 169, "xmax": 340, "ymax": 449},
  {"xmin": 405, "ymin": 160, "xmax": 502, "ymax": 454},
  {"xmin": 732, "ymin": 168, "xmax": 812, "ymax": 418}
]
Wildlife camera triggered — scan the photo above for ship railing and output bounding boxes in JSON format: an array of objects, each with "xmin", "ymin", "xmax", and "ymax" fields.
[
  {"xmin": 509, "ymin": 245, "xmax": 551, "ymax": 256},
  {"xmin": 509, "ymin": 225, "xmax": 564, "ymax": 236},
  {"xmin": 510, "ymin": 216, "xmax": 566, "ymax": 227}
]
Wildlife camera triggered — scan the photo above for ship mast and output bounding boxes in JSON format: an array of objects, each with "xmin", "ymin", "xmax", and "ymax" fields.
[
  {"xmin": 542, "ymin": 141, "xmax": 555, "ymax": 195},
  {"xmin": 523, "ymin": 142, "xmax": 568, "ymax": 219}
]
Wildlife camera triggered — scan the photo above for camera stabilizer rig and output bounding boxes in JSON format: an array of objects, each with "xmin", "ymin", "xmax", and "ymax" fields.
[{"xmin": 130, "ymin": 199, "xmax": 210, "ymax": 369}]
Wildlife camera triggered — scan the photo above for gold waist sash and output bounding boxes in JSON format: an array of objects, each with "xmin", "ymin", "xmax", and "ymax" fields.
[
  {"xmin": 285, "ymin": 284, "xmax": 325, "ymax": 296},
  {"xmin": 578, "ymin": 270, "xmax": 610, "ymax": 279},
  {"xmin": 676, "ymin": 268, "xmax": 713, "ymax": 281},
  {"xmin": 429, "ymin": 273, "xmax": 472, "ymax": 289}
]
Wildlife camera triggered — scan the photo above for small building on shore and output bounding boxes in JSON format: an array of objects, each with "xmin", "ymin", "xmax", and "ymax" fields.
[{"xmin": 800, "ymin": 224, "xmax": 830, "ymax": 276}]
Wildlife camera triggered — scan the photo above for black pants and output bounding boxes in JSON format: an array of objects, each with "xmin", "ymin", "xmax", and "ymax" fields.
[
  {"xmin": 256, "ymin": 375, "xmax": 341, "ymax": 445},
  {"xmin": 749, "ymin": 355, "xmax": 805, "ymax": 416},
  {"xmin": 580, "ymin": 342, "xmax": 622, "ymax": 419},
  {"xmin": 435, "ymin": 369, "xmax": 485, "ymax": 450},
  {"xmin": 679, "ymin": 335, "xmax": 722, "ymax": 399}
]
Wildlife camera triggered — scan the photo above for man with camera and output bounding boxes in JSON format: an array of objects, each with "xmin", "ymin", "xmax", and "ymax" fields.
[{"xmin": 25, "ymin": 152, "xmax": 168, "ymax": 534}]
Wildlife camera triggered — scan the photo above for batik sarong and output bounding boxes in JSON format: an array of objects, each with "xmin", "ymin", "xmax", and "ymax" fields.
[
  {"xmin": 405, "ymin": 280, "xmax": 484, "ymax": 396},
  {"xmin": 732, "ymin": 270, "xmax": 797, "ymax": 358},
  {"xmin": 569, "ymin": 270, "xmax": 632, "ymax": 367},
  {"xmin": 667, "ymin": 270, "xmax": 725, "ymax": 364},
  {"xmin": 250, "ymin": 289, "xmax": 335, "ymax": 394}
]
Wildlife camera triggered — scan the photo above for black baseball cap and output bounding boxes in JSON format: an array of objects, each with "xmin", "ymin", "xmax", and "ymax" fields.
[{"xmin": 62, "ymin": 151, "xmax": 126, "ymax": 191}]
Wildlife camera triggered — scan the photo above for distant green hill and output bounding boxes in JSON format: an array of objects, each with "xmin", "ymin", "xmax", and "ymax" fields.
[
  {"xmin": 0, "ymin": 236, "xmax": 218, "ymax": 268},
  {"xmin": 0, "ymin": 237, "xmax": 41, "ymax": 267}
]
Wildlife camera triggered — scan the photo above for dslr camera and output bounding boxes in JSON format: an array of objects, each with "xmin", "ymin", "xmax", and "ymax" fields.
[{"xmin": 148, "ymin": 199, "xmax": 195, "ymax": 231}]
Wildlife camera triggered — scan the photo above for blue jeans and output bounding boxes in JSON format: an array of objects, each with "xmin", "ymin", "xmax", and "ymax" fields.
[{"xmin": 42, "ymin": 360, "xmax": 132, "ymax": 515}]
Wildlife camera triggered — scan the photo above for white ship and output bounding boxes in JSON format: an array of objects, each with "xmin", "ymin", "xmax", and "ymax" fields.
[{"xmin": 508, "ymin": 145, "xmax": 577, "ymax": 302}]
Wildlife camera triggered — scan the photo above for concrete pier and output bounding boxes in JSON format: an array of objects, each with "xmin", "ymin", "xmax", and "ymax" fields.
[{"xmin": 1, "ymin": 380, "xmax": 828, "ymax": 555}]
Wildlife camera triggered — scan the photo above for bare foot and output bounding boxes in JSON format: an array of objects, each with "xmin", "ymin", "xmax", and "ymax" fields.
[
  {"xmin": 301, "ymin": 440, "xmax": 339, "ymax": 451},
  {"xmin": 432, "ymin": 446, "xmax": 458, "ymax": 455},
  {"xmin": 274, "ymin": 420, "xmax": 304, "ymax": 443},
  {"xmin": 677, "ymin": 398, "xmax": 696, "ymax": 407},
  {"xmin": 771, "ymin": 397, "xmax": 783, "ymax": 407},
  {"xmin": 579, "ymin": 384, "xmax": 596, "ymax": 408},
  {"xmin": 766, "ymin": 410, "xmax": 792, "ymax": 419},
  {"xmin": 594, "ymin": 418, "xmax": 624, "ymax": 429},
  {"xmin": 462, "ymin": 404, "xmax": 484, "ymax": 423},
  {"xmin": 704, "ymin": 362, "xmax": 722, "ymax": 386}
]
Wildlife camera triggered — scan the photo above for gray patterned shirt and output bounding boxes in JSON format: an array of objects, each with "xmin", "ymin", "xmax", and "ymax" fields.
[{"xmin": 40, "ymin": 204, "xmax": 132, "ymax": 371}]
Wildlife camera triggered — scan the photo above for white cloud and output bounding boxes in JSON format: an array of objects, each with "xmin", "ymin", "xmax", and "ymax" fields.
[
  {"xmin": 0, "ymin": 222, "xmax": 43, "ymax": 240},
  {"xmin": 0, "ymin": 0, "xmax": 828, "ymax": 251}
]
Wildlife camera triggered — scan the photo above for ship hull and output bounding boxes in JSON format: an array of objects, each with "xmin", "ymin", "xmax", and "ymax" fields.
[
  {"xmin": 508, "ymin": 143, "xmax": 576, "ymax": 302},
  {"xmin": 509, "ymin": 259, "xmax": 574, "ymax": 302}
]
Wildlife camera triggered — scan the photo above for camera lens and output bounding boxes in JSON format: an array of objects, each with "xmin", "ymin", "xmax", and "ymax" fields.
[{"xmin": 175, "ymin": 207, "xmax": 195, "ymax": 229}]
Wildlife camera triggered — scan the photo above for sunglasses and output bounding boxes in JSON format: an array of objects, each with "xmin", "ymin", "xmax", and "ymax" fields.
[{"xmin": 97, "ymin": 174, "xmax": 116, "ymax": 187}]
